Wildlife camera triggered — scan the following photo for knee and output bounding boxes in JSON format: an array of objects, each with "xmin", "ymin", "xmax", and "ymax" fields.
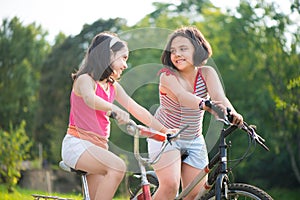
[
  {"xmin": 107, "ymin": 159, "xmax": 126, "ymax": 180},
  {"xmin": 159, "ymin": 178, "xmax": 179, "ymax": 197},
  {"xmin": 116, "ymin": 158, "xmax": 126, "ymax": 174}
]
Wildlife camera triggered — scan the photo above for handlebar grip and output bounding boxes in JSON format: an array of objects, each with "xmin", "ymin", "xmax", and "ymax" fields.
[
  {"xmin": 226, "ymin": 107, "xmax": 233, "ymax": 123},
  {"xmin": 139, "ymin": 128, "xmax": 167, "ymax": 142},
  {"xmin": 205, "ymin": 100, "xmax": 230, "ymax": 125},
  {"xmin": 107, "ymin": 111, "xmax": 117, "ymax": 119}
]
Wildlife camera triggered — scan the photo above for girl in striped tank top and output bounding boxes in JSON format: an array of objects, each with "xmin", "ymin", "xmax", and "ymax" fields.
[{"xmin": 147, "ymin": 26, "xmax": 243, "ymax": 200}]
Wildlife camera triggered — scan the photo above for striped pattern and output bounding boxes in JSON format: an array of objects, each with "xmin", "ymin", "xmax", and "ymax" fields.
[{"xmin": 155, "ymin": 68, "xmax": 209, "ymax": 139}]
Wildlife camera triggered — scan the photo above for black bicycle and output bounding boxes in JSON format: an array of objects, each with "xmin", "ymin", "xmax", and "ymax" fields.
[{"xmin": 128, "ymin": 100, "xmax": 273, "ymax": 200}]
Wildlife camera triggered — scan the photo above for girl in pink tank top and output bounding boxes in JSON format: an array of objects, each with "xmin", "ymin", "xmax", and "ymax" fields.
[{"xmin": 61, "ymin": 32, "xmax": 171, "ymax": 200}]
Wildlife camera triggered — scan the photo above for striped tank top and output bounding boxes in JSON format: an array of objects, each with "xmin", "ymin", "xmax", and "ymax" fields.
[{"xmin": 155, "ymin": 68, "xmax": 209, "ymax": 139}]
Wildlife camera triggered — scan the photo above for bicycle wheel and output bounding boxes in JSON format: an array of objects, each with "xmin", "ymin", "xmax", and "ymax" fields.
[
  {"xmin": 127, "ymin": 171, "xmax": 159, "ymax": 199},
  {"xmin": 200, "ymin": 183, "xmax": 273, "ymax": 200}
]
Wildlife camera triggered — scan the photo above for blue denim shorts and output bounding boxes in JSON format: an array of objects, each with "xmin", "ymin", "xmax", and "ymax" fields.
[{"xmin": 147, "ymin": 135, "xmax": 209, "ymax": 170}]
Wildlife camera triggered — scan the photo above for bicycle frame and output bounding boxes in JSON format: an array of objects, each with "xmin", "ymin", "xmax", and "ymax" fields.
[
  {"xmin": 133, "ymin": 130, "xmax": 152, "ymax": 200},
  {"xmin": 125, "ymin": 117, "xmax": 190, "ymax": 200},
  {"xmin": 129, "ymin": 121, "xmax": 182, "ymax": 200},
  {"xmin": 174, "ymin": 125, "xmax": 242, "ymax": 200}
]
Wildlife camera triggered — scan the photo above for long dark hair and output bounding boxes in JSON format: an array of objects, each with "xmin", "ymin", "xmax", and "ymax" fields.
[
  {"xmin": 72, "ymin": 32, "xmax": 127, "ymax": 83},
  {"xmin": 161, "ymin": 26, "xmax": 212, "ymax": 70}
]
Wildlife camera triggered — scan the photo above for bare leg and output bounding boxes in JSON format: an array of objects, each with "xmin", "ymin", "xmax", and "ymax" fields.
[
  {"xmin": 181, "ymin": 163, "xmax": 207, "ymax": 200},
  {"xmin": 76, "ymin": 145, "xmax": 126, "ymax": 200},
  {"xmin": 152, "ymin": 150, "xmax": 181, "ymax": 200}
]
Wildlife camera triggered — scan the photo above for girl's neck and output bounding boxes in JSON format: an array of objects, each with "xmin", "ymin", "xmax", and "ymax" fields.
[
  {"xmin": 180, "ymin": 67, "xmax": 198, "ymax": 81},
  {"xmin": 98, "ymin": 80, "xmax": 109, "ymax": 91},
  {"xmin": 178, "ymin": 67, "xmax": 198, "ymax": 93}
]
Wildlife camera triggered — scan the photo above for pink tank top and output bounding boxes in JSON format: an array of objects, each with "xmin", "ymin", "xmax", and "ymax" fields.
[{"xmin": 69, "ymin": 82, "xmax": 115, "ymax": 138}]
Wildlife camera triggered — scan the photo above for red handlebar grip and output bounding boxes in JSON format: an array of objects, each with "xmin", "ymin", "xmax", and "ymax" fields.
[{"xmin": 139, "ymin": 128, "xmax": 167, "ymax": 142}]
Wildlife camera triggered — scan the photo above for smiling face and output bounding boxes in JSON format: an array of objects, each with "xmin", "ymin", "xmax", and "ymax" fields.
[
  {"xmin": 170, "ymin": 36, "xmax": 195, "ymax": 71},
  {"xmin": 110, "ymin": 47, "xmax": 129, "ymax": 79}
]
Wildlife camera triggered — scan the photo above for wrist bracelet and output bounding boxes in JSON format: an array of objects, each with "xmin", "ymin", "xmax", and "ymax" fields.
[{"xmin": 199, "ymin": 99, "xmax": 204, "ymax": 110}]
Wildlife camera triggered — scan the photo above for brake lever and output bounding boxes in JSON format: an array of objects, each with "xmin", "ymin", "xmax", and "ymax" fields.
[
  {"xmin": 242, "ymin": 122, "xmax": 269, "ymax": 151},
  {"xmin": 167, "ymin": 125, "xmax": 189, "ymax": 143}
]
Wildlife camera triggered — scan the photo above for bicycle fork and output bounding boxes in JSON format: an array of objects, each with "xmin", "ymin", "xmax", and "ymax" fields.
[
  {"xmin": 135, "ymin": 163, "xmax": 152, "ymax": 200},
  {"xmin": 133, "ymin": 131, "xmax": 152, "ymax": 200}
]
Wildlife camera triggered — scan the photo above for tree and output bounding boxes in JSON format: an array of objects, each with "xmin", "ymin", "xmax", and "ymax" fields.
[
  {"xmin": 0, "ymin": 17, "xmax": 50, "ymax": 136},
  {"xmin": 214, "ymin": 0, "xmax": 300, "ymax": 186},
  {"xmin": 0, "ymin": 121, "xmax": 32, "ymax": 193}
]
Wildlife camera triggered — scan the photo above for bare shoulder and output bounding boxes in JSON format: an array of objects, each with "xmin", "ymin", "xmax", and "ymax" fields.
[
  {"xmin": 73, "ymin": 74, "xmax": 95, "ymax": 95},
  {"xmin": 76, "ymin": 73, "xmax": 93, "ymax": 83},
  {"xmin": 160, "ymin": 70, "xmax": 178, "ymax": 83},
  {"xmin": 200, "ymin": 65, "xmax": 219, "ymax": 79},
  {"xmin": 200, "ymin": 65, "xmax": 217, "ymax": 74},
  {"xmin": 113, "ymin": 81, "xmax": 122, "ymax": 91}
]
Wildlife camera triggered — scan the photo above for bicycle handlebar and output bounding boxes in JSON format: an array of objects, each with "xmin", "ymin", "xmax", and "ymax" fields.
[
  {"xmin": 204, "ymin": 100, "xmax": 231, "ymax": 125},
  {"xmin": 107, "ymin": 111, "xmax": 188, "ymax": 165},
  {"xmin": 107, "ymin": 100, "xmax": 269, "ymax": 152},
  {"xmin": 204, "ymin": 100, "xmax": 269, "ymax": 151},
  {"xmin": 107, "ymin": 111, "xmax": 186, "ymax": 143}
]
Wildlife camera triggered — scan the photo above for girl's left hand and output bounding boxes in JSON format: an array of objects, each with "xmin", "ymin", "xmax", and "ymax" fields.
[{"xmin": 229, "ymin": 110, "xmax": 243, "ymax": 126}]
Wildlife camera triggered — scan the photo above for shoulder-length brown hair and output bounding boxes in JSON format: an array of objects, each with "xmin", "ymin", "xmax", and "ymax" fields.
[
  {"xmin": 161, "ymin": 26, "xmax": 212, "ymax": 70},
  {"xmin": 72, "ymin": 32, "xmax": 127, "ymax": 83}
]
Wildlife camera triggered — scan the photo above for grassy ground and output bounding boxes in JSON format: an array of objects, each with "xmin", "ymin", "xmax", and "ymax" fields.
[
  {"xmin": 267, "ymin": 187, "xmax": 300, "ymax": 200},
  {"xmin": 0, "ymin": 184, "xmax": 299, "ymax": 200},
  {"xmin": 0, "ymin": 184, "xmax": 127, "ymax": 200},
  {"xmin": 0, "ymin": 185, "xmax": 81, "ymax": 200}
]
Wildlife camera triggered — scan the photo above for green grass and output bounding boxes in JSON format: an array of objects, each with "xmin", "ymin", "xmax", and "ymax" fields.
[
  {"xmin": 267, "ymin": 187, "xmax": 300, "ymax": 200},
  {"xmin": 1, "ymin": 184, "xmax": 299, "ymax": 200},
  {"xmin": 0, "ymin": 185, "xmax": 82, "ymax": 200},
  {"xmin": 0, "ymin": 184, "xmax": 127, "ymax": 200}
]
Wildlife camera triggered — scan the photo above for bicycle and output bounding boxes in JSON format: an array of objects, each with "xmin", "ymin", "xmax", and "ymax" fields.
[
  {"xmin": 58, "ymin": 112, "xmax": 184, "ymax": 200},
  {"xmin": 127, "ymin": 100, "xmax": 274, "ymax": 200}
]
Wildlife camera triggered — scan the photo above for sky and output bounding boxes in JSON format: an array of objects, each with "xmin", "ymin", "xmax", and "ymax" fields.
[
  {"xmin": 0, "ymin": 0, "xmax": 294, "ymax": 43},
  {"xmin": 0, "ymin": 0, "xmax": 241, "ymax": 42}
]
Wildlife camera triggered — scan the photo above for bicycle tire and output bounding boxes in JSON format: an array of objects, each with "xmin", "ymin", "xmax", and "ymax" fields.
[{"xmin": 199, "ymin": 183, "xmax": 273, "ymax": 200}]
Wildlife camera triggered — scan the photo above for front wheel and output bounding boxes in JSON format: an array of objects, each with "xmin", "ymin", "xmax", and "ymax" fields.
[
  {"xmin": 200, "ymin": 183, "xmax": 273, "ymax": 200},
  {"xmin": 128, "ymin": 171, "xmax": 159, "ymax": 199}
]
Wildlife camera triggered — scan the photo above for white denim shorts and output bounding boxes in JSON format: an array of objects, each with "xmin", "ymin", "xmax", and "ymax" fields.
[
  {"xmin": 147, "ymin": 135, "xmax": 209, "ymax": 170},
  {"xmin": 61, "ymin": 134, "xmax": 94, "ymax": 168}
]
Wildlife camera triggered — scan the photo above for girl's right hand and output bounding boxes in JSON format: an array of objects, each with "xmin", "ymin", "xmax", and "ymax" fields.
[
  {"xmin": 202, "ymin": 100, "xmax": 227, "ymax": 120},
  {"xmin": 111, "ymin": 105, "xmax": 130, "ymax": 124}
]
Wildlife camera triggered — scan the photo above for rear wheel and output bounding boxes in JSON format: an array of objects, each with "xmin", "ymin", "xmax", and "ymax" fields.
[{"xmin": 200, "ymin": 183, "xmax": 273, "ymax": 200}]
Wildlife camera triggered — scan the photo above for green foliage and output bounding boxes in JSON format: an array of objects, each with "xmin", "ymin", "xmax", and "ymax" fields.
[
  {"xmin": 0, "ymin": 17, "xmax": 50, "ymax": 137},
  {"xmin": 0, "ymin": 121, "xmax": 32, "ymax": 193}
]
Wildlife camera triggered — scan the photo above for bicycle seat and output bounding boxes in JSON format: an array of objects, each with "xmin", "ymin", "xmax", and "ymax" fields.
[{"xmin": 59, "ymin": 161, "xmax": 87, "ymax": 175}]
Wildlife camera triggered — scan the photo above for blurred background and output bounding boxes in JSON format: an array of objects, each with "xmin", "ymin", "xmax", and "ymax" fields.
[{"xmin": 0, "ymin": 0, "xmax": 299, "ymax": 198}]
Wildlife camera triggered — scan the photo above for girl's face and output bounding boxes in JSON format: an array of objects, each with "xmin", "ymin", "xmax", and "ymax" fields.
[
  {"xmin": 170, "ymin": 36, "xmax": 195, "ymax": 71},
  {"xmin": 110, "ymin": 47, "xmax": 129, "ymax": 79}
]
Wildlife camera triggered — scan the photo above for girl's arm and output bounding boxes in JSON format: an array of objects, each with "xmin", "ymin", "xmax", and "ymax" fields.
[
  {"xmin": 201, "ymin": 66, "xmax": 234, "ymax": 110},
  {"xmin": 74, "ymin": 74, "xmax": 113, "ymax": 111},
  {"xmin": 74, "ymin": 74, "xmax": 129, "ymax": 124},
  {"xmin": 114, "ymin": 82, "xmax": 167, "ymax": 133},
  {"xmin": 202, "ymin": 66, "xmax": 243, "ymax": 125},
  {"xmin": 159, "ymin": 72, "xmax": 204, "ymax": 110}
]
